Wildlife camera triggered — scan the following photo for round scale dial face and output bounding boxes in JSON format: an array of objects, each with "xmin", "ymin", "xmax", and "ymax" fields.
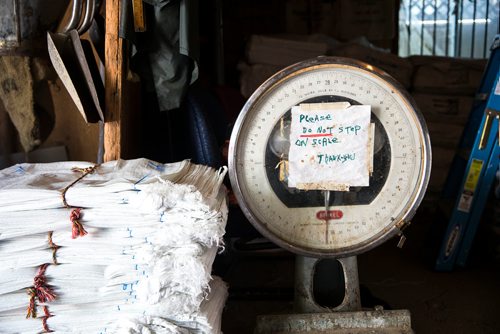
[{"xmin": 229, "ymin": 58, "xmax": 431, "ymax": 258}]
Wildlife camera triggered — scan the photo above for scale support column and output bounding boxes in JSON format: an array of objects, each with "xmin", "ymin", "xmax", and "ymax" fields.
[{"xmin": 294, "ymin": 256, "xmax": 361, "ymax": 313}]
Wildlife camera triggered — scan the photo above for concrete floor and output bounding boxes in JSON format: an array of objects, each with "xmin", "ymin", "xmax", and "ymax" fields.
[{"xmin": 218, "ymin": 203, "xmax": 500, "ymax": 333}]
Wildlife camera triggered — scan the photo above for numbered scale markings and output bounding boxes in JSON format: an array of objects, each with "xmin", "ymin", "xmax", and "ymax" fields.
[{"xmin": 229, "ymin": 57, "xmax": 431, "ymax": 258}]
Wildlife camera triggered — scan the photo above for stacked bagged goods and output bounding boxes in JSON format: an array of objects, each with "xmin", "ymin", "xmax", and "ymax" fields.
[
  {"xmin": 410, "ymin": 56, "xmax": 487, "ymax": 195},
  {"xmin": 410, "ymin": 56, "xmax": 486, "ymax": 95},
  {"xmin": 0, "ymin": 158, "xmax": 228, "ymax": 334},
  {"xmin": 330, "ymin": 43, "xmax": 413, "ymax": 89},
  {"xmin": 239, "ymin": 34, "xmax": 412, "ymax": 99},
  {"xmin": 239, "ymin": 62, "xmax": 283, "ymax": 99},
  {"xmin": 239, "ymin": 35, "xmax": 329, "ymax": 98},
  {"xmin": 411, "ymin": 94, "xmax": 474, "ymax": 126},
  {"xmin": 245, "ymin": 35, "xmax": 329, "ymax": 67}
]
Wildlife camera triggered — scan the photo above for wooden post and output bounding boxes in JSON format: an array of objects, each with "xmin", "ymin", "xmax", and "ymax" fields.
[{"xmin": 104, "ymin": 0, "xmax": 125, "ymax": 162}]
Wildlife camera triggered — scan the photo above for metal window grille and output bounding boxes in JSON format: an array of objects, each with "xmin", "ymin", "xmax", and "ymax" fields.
[{"xmin": 399, "ymin": 0, "xmax": 500, "ymax": 58}]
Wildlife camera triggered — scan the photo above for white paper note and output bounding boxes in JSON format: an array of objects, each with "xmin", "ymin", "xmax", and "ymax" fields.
[{"xmin": 288, "ymin": 102, "xmax": 371, "ymax": 191}]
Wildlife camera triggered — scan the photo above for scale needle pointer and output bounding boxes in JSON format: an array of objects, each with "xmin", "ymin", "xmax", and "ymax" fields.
[{"xmin": 324, "ymin": 190, "xmax": 331, "ymax": 244}]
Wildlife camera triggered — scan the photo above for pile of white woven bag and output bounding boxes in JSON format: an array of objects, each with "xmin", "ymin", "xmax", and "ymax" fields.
[{"xmin": 0, "ymin": 158, "xmax": 229, "ymax": 334}]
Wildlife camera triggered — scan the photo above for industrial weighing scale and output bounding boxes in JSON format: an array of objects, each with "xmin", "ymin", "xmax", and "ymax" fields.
[{"xmin": 228, "ymin": 57, "xmax": 431, "ymax": 333}]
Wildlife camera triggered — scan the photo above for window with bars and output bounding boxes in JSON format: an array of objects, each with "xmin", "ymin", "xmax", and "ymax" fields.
[{"xmin": 399, "ymin": 0, "xmax": 500, "ymax": 58}]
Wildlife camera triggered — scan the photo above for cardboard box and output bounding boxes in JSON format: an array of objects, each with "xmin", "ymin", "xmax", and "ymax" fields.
[
  {"xmin": 412, "ymin": 93, "xmax": 474, "ymax": 125},
  {"xmin": 331, "ymin": 43, "xmax": 413, "ymax": 88},
  {"xmin": 427, "ymin": 122, "xmax": 464, "ymax": 149},
  {"xmin": 239, "ymin": 62, "xmax": 283, "ymax": 98},
  {"xmin": 428, "ymin": 164, "xmax": 450, "ymax": 192},
  {"xmin": 432, "ymin": 146, "xmax": 456, "ymax": 168},
  {"xmin": 246, "ymin": 35, "xmax": 328, "ymax": 67},
  {"xmin": 285, "ymin": 0, "xmax": 395, "ymax": 42},
  {"xmin": 336, "ymin": 0, "xmax": 395, "ymax": 41},
  {"xmin": 428, "ymin": 147, "xmax": 455, "ymax": 192},
  {"xmin": 410, "ymin": 56, "xmax": 487, "ymax": 95},
  {"xmin": 285, "ymin": 0, "xmax": 337, "ymax": 35}
]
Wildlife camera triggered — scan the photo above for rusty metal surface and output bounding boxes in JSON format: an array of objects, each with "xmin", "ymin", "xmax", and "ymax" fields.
[
  {"xmin": 0, "ymin": 0, "xmax": 20, "ymax": 50},
  {"xmin": 47, "ymin": 30, "xmax": 103, "ymax": 124},
  {"xmin": 0, "ymin": 0, "xmax": 66, "ymax": 55},
  {"xmin": 255, "ymin": 309, "xmax": 413, "ymax": 334}
]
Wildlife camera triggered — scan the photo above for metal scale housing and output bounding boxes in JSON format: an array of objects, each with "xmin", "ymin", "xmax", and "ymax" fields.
[{"xmin": 229, "ymin": 57, "xmax": 431, "ymax": 333}]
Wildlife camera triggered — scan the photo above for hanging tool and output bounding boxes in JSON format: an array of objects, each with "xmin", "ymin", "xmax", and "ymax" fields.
[
  {"xmin": 48, "ymin": 0, "xmax": 103, "ymax": 122},
  {"xmin": 47, "ymin": 0, "xmax": 105, "ymax": 162}
]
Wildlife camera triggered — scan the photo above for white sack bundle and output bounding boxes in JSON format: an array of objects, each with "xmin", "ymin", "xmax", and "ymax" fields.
[{"xmin": 0, "ymin": 159, "xmax": 229, "ymax": 334}]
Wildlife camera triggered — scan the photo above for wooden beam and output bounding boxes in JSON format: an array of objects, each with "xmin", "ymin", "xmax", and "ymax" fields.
[{"xmin": 104, "ymin": 0, "xmax": 125, "ymax": 162}]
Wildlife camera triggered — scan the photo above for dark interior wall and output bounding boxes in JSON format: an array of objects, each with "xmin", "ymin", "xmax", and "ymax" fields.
[
  {"xmin": 198, "ymin": 0, "xmax": 399, "ymax": 88},
  {"xmin": 220, "ymin": 0, "xmax": 289, "ymax": 87},
  {"xmin": 0, "ymin": 0, "xmax": 400, "ymax": 163},
  {"xmin": 160, "ymin": 0, "xmax": 402, "ymax": 166}
]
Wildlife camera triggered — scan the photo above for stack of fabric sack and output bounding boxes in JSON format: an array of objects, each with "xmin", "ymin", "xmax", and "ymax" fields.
[{"xmin": 0, "ymin": 158, "xmax": 228, "ymax": 334}]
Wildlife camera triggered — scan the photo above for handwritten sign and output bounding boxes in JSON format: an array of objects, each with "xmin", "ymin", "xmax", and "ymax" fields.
[{"xmin": 288, "ymin": 102, "xmax": 371, "ymax": 191}]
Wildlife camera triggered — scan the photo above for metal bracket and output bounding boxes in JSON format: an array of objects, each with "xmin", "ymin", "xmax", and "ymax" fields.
[
  {"xmin": 475, "ymin": 93, "xmax": 489, "ymax": 101},
  {"xmin": 479, "ymin": 108, "xmax": 500, "ymax": 149},
  {"xmin": 491, "ymin": 35, "xmax": 500, "ymax": 51},
  {"xmin": 486, "ymin": 108, "xmax": 500, "ymax": 117},
  {"xmin": 395, "ymin": 220, "xmax": 411, "ymax": 248}
]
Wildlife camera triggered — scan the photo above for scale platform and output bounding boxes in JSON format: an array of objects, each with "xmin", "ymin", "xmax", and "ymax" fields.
[{"xmin": 255, "ymin": 310, "xmax": 413, "ymax": 334}]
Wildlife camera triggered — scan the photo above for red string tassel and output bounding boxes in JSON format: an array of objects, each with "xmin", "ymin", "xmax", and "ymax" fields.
[
  {"xmin": 69, "ymin": 208, "xmax": 88, "ymax": 239},
  {"xmin": 27, "ymin": 264, "xmax": 57, "ymax": 318},
  {"xmin": 34, "ymin": 264, "xmax": 56, "ymax": 303}
]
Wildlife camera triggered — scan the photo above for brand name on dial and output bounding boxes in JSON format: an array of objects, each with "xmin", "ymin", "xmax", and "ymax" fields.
[{"xmin": 316, "ymin": 210, "xmax": 343, "ymax": 220}]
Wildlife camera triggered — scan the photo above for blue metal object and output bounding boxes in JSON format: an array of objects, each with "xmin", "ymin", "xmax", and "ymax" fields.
[
  {"xmin": 456, "ymin": 138, "xmax": 499, "ymax": 266},
  {"xmin": 441, "ymin": 36, "xmax": 500, "ymax": 199},
  {"xmin": 435, "ymin": 51, "xmax": 500, "ymax": 271}
]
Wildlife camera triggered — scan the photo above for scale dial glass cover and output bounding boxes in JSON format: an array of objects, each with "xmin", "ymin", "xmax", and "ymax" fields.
[{"xmin": 229, "ymin": 57, "xmax": 431, "ymax": 257}]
